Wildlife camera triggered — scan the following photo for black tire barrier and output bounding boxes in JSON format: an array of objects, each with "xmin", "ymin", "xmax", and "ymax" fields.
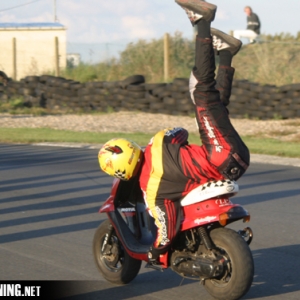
[{"xmin": 0, "ymin": 75, "xmax": 300, "ymax": 120}]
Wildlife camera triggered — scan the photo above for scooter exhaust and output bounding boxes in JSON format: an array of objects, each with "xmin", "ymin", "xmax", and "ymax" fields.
[{"xmin": 172, "ymin": 256, "xmax": 224, "ymax": 278}]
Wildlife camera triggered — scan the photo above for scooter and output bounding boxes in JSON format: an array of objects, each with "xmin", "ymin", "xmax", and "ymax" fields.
[{"xmin": 93, "ymin": 176, "xmax": 254, "ymax": 300}]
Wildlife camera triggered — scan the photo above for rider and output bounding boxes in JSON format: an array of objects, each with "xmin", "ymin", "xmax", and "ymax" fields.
[{"xmin": 98, "ymin": 0, "xmax": 250, "ymax": 262}]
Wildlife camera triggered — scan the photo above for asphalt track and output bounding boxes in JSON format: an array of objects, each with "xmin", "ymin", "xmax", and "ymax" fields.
[{"xmin": 0, "ymin": 143, "xmax": 300, "ymax": 299}]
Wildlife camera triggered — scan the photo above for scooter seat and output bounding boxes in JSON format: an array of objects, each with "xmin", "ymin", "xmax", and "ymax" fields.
[{"xmin": 180, "ymin": 180, "xmax": 239, "ymax": 207}]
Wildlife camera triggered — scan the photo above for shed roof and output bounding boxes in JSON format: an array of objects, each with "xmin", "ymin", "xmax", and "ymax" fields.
[{"xmin": 0, "ymin": 22, "xmax": 66, "ymax": 30}]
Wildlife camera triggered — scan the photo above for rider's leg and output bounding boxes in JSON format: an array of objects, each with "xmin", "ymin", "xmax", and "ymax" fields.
[
  {"xmin": 212, "ymin": 28, "xmax": 241, "ymax": 106},
  {"xmin": 147, "ymin": 199, "xmax": 181, "ymax": 261},
  {"xmin": 189, "ymin": 13, "xmax": 249, "ymax": 180}
]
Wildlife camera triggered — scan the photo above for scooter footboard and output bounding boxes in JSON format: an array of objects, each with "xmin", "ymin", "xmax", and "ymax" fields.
[
  {"xmin": 135, "ymin": 202, "xmax": 157, "ymax": 245},
  {"xmin": 107, "ymin": 210, "xmax": 150, "ymax": 260},
  {"xmin": 181, "ymin": 198, "xmax": 250, "ymax": 231}
]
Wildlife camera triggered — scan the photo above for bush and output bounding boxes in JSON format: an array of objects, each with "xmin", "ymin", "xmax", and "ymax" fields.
[{"xmin": 60, "ymin": 31, "xmax": 300, "ymax": 86}]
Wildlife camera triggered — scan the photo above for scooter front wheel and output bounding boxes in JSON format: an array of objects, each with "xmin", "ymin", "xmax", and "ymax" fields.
[
  {"xmin": 93, "ymin": 219, "xmax": 142, "ymax": 284},
  {"xmin": 204, "ymin": 227, "xmax": 254, "ymax": 300}
]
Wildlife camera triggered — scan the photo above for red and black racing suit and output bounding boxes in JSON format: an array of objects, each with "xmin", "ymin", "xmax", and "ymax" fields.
[{"xmin": 139, "ymin": 35, "xmax": 250, "ymax": 254}]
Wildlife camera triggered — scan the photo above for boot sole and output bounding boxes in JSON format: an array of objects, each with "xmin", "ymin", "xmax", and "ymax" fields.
[
  {"xmin": 211, "ymin": 28, "xmax": 242, "ymax": 56},
  {"xmin": 176, "ymin": 0, "xmax": 217, "ymax": 22}
]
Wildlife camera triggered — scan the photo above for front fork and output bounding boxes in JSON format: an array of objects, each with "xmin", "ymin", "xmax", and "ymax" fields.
[{"xmin": 101, "ymin": 223, "xmax": 114, "ymax": 254}]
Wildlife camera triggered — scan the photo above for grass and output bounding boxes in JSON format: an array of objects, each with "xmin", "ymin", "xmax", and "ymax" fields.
[
  {"xmin": 0, "ymin": 127, "xmax": 299, "ymax": 158},
  {"xmin": 241, "ymin": 136, "xmax": 300, "ymax": 158}
]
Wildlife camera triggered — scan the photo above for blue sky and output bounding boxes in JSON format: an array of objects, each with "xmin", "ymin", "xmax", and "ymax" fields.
[{"xmin": 1, "ymin": 0, "xmax": 299, "ymax": 61}]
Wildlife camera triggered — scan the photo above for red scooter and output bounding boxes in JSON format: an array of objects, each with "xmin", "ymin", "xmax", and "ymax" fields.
[{"xmin": 93, "ymin": 176, "xmax": 254, "ymax": 300}]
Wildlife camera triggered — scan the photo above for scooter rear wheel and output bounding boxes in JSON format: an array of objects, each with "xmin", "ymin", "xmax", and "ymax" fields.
[
  {"xmin": 204, "ymin": 227, "xmax": 254, "ymax": 300},
  {"xmin": 93, "ymin": 220, "xmax": 142, "ymax": 284}
]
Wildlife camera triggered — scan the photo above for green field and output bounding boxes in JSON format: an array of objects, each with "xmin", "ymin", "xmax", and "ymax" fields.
[{"xmin": 0, "ymin": 127, "xmax": 299, "ymax": 158}]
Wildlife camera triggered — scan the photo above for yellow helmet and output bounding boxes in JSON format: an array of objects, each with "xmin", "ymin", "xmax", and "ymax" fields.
[{"xmin": 98, "ymin": 138, "xmax": 143, "ymax": 181}]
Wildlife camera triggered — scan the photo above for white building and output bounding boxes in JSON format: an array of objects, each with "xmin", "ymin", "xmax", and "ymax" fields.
[{"xmin": 0, "ymin": 23, "xmax": 67, "ymax": 80}]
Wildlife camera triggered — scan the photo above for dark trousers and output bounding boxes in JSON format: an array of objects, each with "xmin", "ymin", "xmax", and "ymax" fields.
[{"xmin": 190, "ymin": 36, "xmax": 250, "ymax": 180}]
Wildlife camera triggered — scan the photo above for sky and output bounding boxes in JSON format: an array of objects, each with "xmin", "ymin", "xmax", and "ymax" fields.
[{"xmin": 1, "ymin": 0, "xmax": 300, "ymax": 62}]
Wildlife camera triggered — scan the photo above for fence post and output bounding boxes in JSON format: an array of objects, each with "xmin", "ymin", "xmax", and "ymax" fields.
[
  {"xmin": 54, "ymin": 36, "xmax": 60, "ymax": 76},
  {"xmin": 12, "ymin": 37, "xmax": 17, "ymax": 80},
  {"xmin": 164, "ymin": 33, "xmax": 170, "ymax": 82}
]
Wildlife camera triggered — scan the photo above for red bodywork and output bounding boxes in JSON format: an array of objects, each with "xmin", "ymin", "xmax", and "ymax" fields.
[{"xmin": 99, "ymin": 178, "xmax": 249, "ymax": 268}]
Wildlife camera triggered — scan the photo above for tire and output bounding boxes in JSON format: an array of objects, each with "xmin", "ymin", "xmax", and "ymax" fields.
[
  {"xmin": 67, "ymin": 81, "xmax": 81, "ymax": 88},
  {"xmin": 156, "ymin": 89, "xmax": 172, "ymax": 98},
  {"xmin": 279, "ymin": 83, "xmax": 300, "ymax": 93},
  {"xmin": 127, "ymin": 91, "xmax": 145, "ymax": 99},
  {"xmin": 173, "ymin": 78, "xmax": 189, "ymax": 86},
  {"xmin": 121, "ymin": 75, "xmax": 145, "ymax": 89},
  {"xmin": 177, "ymin": 103, "xmax": 194, "ymax": 111},
  {"xmin": 237, "ymin": 81, "xmax": 251, "ymax": 90},
  {"xmin": 204, "ymin": 228, "xmax": 254, "ymax": 300},
  {"xmin": 145, "ymin": 83, "xmax": 166, "ymax": 92},
  {"xmin": 163, "ymin": 97, "xmax": 176, "ymax": 105},
  {"xmin": 39, "ymin": 75, "xmax": 52, "ymax": 83},
  {"xmin": 176, "ymin": 98, "xmax": 191, "ymax": 105},
  {"xmin": 177, "ymin": 85, "xmax": 189, "ymax": 93},
  {"xmin": 25, "ymin": 75, "xmax": 39, "ymax": 83},
  {"xmin": 127, "ymin": 84, "xmax": 145, "ymax": 92},
  {"xmin": 150, "ymin": 102, "xmax": 164, "ymax": 110},
  {"xmin": 135, "ymin": 98, "xmax": 150, "ymax": 104},
  {"xmin": 280, "ymin": 110, "xmax": 296, "ymax": 118},
  {"xmin": 135, "ymin": 103, "xmax": 149, "ymax": 110},
  {"xmin": 152, "ymin": 86, "xmax": 165, "ymax": 97},
  {"xmin": 145, "ymin": 92, "xmax": 161, "ymax": 103},
  {"xmin": 93, "ymin": 220, "xmax": 142, "ymax": 285},
  {"xmin": 103, "ymin": 81, "xmax": 121, "ymax": 89},
  {"xmin": 85, "ymin": 81, "xmax": 104, "ymax": 89}
]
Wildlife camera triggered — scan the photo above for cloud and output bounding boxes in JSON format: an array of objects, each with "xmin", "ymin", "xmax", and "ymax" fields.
[
  {"xmin": 215, "ymin": 9, "xmax": 229, "ymax": 21},
  {"xmin": 121, "ymin": 16, "xmax": 158, "ymax": 39},
  {"xmin": 100, "ymin": 0, "xmax": 149, "ymax": 15},
  {"xmin": 0, "ymin": 11, "xmax": 53, "ymax": 23},
  {"xmin": 58, "ymin": 0, "xmax": 149, "ymax": 18}
]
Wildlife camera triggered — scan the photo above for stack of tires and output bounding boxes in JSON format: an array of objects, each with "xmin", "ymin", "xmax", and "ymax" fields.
[
  {"xmin": 229, "ymin": 80, "xmax": 300, "ymax": 119},
  {"xmin": 0, "ymin": 75, "xmax": 82, "ymax": 110},
  {"xmin": 39, "ymin": 76, "xmax": 81, "ymax": 111},
  {"xmin": 0, "ymin": 84, "xmax": 5, "ymax": 101},
  {"xmin": 75, "ymin": 75, "xmax": 147, "ymax": 112},
  {"xmin": 0, "ymin": 80, "xmax": 24, "ymax": 103},
  {"xmin": 277, "ymin": 83, "xmax": 300, "ymax": 119},
  {"xmin": 77, "ymin": 81, "xmax": 107, "ymax": 112},
  {"xmin": 144, "ymin": 78, "xmax": 193, "ymax": 115},
  {"xmin": 1, "ymin": 74, "xmax": 299, "ymax": 119},
  {"xmin": 114, "ymin": 75, "xmax": 146, "ymax": 112}
]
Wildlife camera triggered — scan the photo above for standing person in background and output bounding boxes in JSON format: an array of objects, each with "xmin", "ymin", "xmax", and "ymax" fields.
[{"xmin": 233, "ymin": 6, "xmax": 261, "ymax": 43}]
